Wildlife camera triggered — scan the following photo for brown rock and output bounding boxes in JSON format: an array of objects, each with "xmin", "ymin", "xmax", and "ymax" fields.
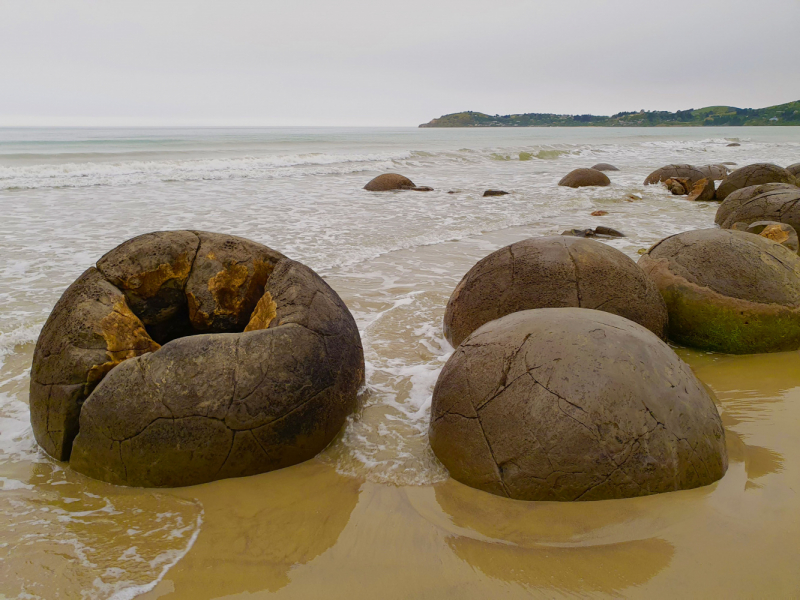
[
  {"xmin": 591, "ymin": 210, "xmax": 608, "ymax": 216},
  {"xmin": 787, "ymin": 163, "xmax": 800, "ymax": 178},
  {"xmin": 716, "ymin": 187, "xmax": 800, "ymax": 232},
  {"xmin": 31, "ymin": 231, "xmax": 365, "ymax": 487},
  {"xmin": 715, "ymin": 163, "xmax": 797, "ymax": 201},
  {"xmin": 483, "ymin": 190, "xmax": 509, "ymax": 197},
  {"xmin": 561, "ymin": 228, "xmax": 595, "ymax": 238},
  {"xmin": 665, "ymin": 178, "xmax": 688, "ymax": 195},
  {"xmin": 443, "ymin": 236, "xmax": 667, "ymax": 348},
  {"xmin": 558, "ymin": 168, "xmax": 610, "ymax": 188},
  {"xmin": 594, "ymin": 226, "xmax": 625, "ymax": 237},
  {"xmin": 639, "ymin": 228, "xmax": 800, "ymax": 353},
  {"xmin": 697, "ymin": 164, "xmax": 730, "ymax": 181},
  {"xmin": 644, "ymin": 164, "xmax": 707, "ymax": 186},
  {"xmin": 429, "ymin": 308, "xmax": 727, "ymax": 501},
  {"xmin": 29, "ymin": 269, "xmax": 161, "ymax": 460},
  {"xmin": 727, "ymin": 143, "xmax": 741, "ymax": 147},
  {"xmin": 746, "ymin": 221, "xmax": 800, "ymax": 253},
  {"xmin": 714, "ymin": 183, "xmax": 799, "ymax": 226},
  {"xmin": 686, "ymin": 178, "xmax": 716, "ymax": 202},
  {"xmin": 591, "ymin": 163, "xmax": 619, "ymax": 171},
  {"xmin": 363, "ymin": 173, "xmax": 417, "ymax": 191}
]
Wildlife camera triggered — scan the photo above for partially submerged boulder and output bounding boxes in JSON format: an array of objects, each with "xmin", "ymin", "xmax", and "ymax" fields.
[
  {"xmin": 31, "ymin": 231, "xmax": 365, "ymax": 487},
  {"xmin": 483, "ymin": 189, "xmax": 509, "ymax": 197},
  {"xmin": 558, "ymin": 168, "xmax": 610, "ymax": 188},
  {"xmin": 443, "ymin": 236, "xmax": 667, "ymax": 348},
  {"xmin": 591, "ymin": 163, "xmax": 619, "ymax": 171},
  {"xmin": 698, "ymin": 164, "xmax": 730, "ymax": 181},
  {"xmin": 639, "ymin": 228, "xmax": 800, "ymax": 353},
  {"xmin": 715, "ymin": 163, "xmax": 797, "ymax": 201},
  {"xmin": 364, "ymin": 173, "xmax": 431, "ymax": 191},
  {"xmin": 716, "ymin": 187, "xmax": 800, "ymax": 232},
  {"xmin": 644, "ymin": 164, "xmax": 707, "ymax": 186},
  {"xmin": 429, "ymin": 308, "xmax": 727, "ymax": 501},
  {"xmin": 714, "ymin": 183, "xmax": 799, "ymax": 226}
]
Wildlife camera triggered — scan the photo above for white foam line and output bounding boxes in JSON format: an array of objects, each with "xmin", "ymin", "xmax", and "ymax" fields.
[{"xmin": 107, "ymin": 509, "xmax": 204, "ymax": 600}]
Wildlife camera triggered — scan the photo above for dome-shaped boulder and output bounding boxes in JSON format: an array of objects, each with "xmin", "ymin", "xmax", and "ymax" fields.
[
  {"xmin": 364, "ymin": 173, "xmax": 419, "ymax": 191},
  {"xmin": 714, "ymin": 183, "xmax": 799, "ymax": 226},
  {"xmin": 639, "ymin": 228, "xmax": 800, "ymax": 353},
  {"xmin": 715, "ymin": 163, "xmax": 797, "ymax": 201},
  {"xmin": 443, "ymin": 236, "xmax": 667, "ymax": 348},
  {"xmin": 30, "ymin": 231, "xmax": 365, "ymax": 487},
  {"xmin": 787, "ymin": 163, "xmax": 800, "ymax": 178},
  {"xmin": 698, "ymin": 164, "xmax": 730, "ymax": 181},
  {"xmin": 429, "ymin": 308, "xmax": 727, "ymax": 501},
  {"xmin": 644, "ymin": 164, "xmax": 707, "ymax": 185},
  {"xmin": 558, "ymin": 168, "xmax": 610, "ymax": 188},
  {"xmin": 591, "ymin": 163, "xmax": 619, "ymax": 171},
  {"xmin": 716, "ymin": 187, "xmax": 800, "ymax": 232}
]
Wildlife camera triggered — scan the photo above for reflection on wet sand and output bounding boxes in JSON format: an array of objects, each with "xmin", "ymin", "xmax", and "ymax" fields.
[
  {"xmin": 429, "ymin": 480, "xmax": 675, "ymax": 595},
  {"xmin": 145, "ymin": 461, "xmax": 362, "ymax": 599}
]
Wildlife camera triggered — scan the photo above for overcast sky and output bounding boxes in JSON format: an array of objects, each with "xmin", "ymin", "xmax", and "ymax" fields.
[{"xmin": 1, "ymin": 0, "xmax": 799, "ymax": 126}]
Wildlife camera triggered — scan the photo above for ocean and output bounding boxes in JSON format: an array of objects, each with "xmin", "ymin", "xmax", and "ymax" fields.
[{"xmin": 1, "ymin": 126, "xmax": 799, "ymax": 599}]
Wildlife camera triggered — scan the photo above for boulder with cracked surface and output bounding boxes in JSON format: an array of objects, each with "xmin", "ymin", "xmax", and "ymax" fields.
[
  {"xmin": 715, "ymin": 163, "xmax": 797, "ymax": 201},
  {"xmin": 30, "ymin": 231, "xmax": 364, "ymax": 487},
  {"xmin": 429, "ymin": 308, "xmax": 727, "ymax": 501},
  {"xmin": 716, "ymin": 187, "xmax": 800, "ymax": 234},
  {"xmin": 443, "ymin": 236, "xmax": 667, "ymax": 348},
  {"xmin": 644, "ymin": 164, "xmax": 708, "ymax": 186},
  {"xmin": 714, "ymin": 183, "xmax": 799, "ymax": 227},
  {"xmin": 639, "ymin": 228, "xmax": 800, "ymax": 353}
]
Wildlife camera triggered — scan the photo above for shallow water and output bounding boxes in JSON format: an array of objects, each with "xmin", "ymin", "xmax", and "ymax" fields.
[{"xmin": 1, "ymin": 126, "xmax": 799, "ymax": 598}]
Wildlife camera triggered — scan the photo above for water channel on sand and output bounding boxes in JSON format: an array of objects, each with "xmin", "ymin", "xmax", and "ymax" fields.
[{"xmin": 1, "ymin": 127, "xmax": 799, "ymax": 597}]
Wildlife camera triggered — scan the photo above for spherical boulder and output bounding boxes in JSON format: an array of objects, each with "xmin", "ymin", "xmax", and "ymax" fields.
[
  {"xmin": 715, "ymin": 163, "xmax": 797, "ymax": 201},
  {"xmin": 30, "ymin": 231, "xmax": 365, "ymax": 487},
  {"xmin": 558, "ymin": 168, "xmax": 610, "ymax": 188},
  {"xmin": 443, "ymin": 236, "xmax": 667, "ymax": 348},
  {"xmin": 716, "ymin": 187, "xmax": 800, "ymax": 232},
  {"xmin": 364, "ymin": 173, "xmax": 418, "ymax": 191},
  {"xmin": 639, "ymin": 228, "xmax": 800, "ymax": 353},
  {"xmin": 644, "ymin": 164, "xmax": 707, "ymax": 186},
  {"xmin": 591, "ymin": 163, "xmax": 619, "ymax": 171},
  {"xmin": 714, "ymin": 183, "xmax": 799, "ymax": 226},
  {"xmin": 787, "ymin": 163, "xmax": 800, "ymax": 178},
  {"xmin": 429, "ymin": 308, "xmax": 727, "ymax": 501},
  {"xmin": 698, "ymin": 164, "xmax": 730, "ymax": 181}
]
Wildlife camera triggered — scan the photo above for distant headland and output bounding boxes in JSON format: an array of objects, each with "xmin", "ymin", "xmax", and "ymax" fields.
[{"xmin": 419, "ymin": 100, "xmax": 800, "ymax": 127}]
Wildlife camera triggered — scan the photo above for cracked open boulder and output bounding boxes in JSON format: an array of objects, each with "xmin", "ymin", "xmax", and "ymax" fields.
[
  {"xmin": 30, "ymin": 231, "xmax": 365, "ymax": 487},
  {"xmin": 429, "ymin": 308, "xmax": 727, "ymax": 501},
  {"xmin": 639, "ymin": 228, "xmax": 800, "ymax": 354},
  {"xmin": 443, "ymin": 236, "xmax": 667, "ymax": 348}
]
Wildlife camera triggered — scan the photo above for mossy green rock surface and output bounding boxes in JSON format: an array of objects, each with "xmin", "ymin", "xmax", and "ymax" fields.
[{"xmin": 639, "ymin": 228, "xmax": 800, "ymax": 354}]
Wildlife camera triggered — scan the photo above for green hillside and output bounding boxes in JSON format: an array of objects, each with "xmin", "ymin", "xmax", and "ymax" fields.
[{"xmin": 419, "ymin": 100, "xmax": 800, "ymax": 127}]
